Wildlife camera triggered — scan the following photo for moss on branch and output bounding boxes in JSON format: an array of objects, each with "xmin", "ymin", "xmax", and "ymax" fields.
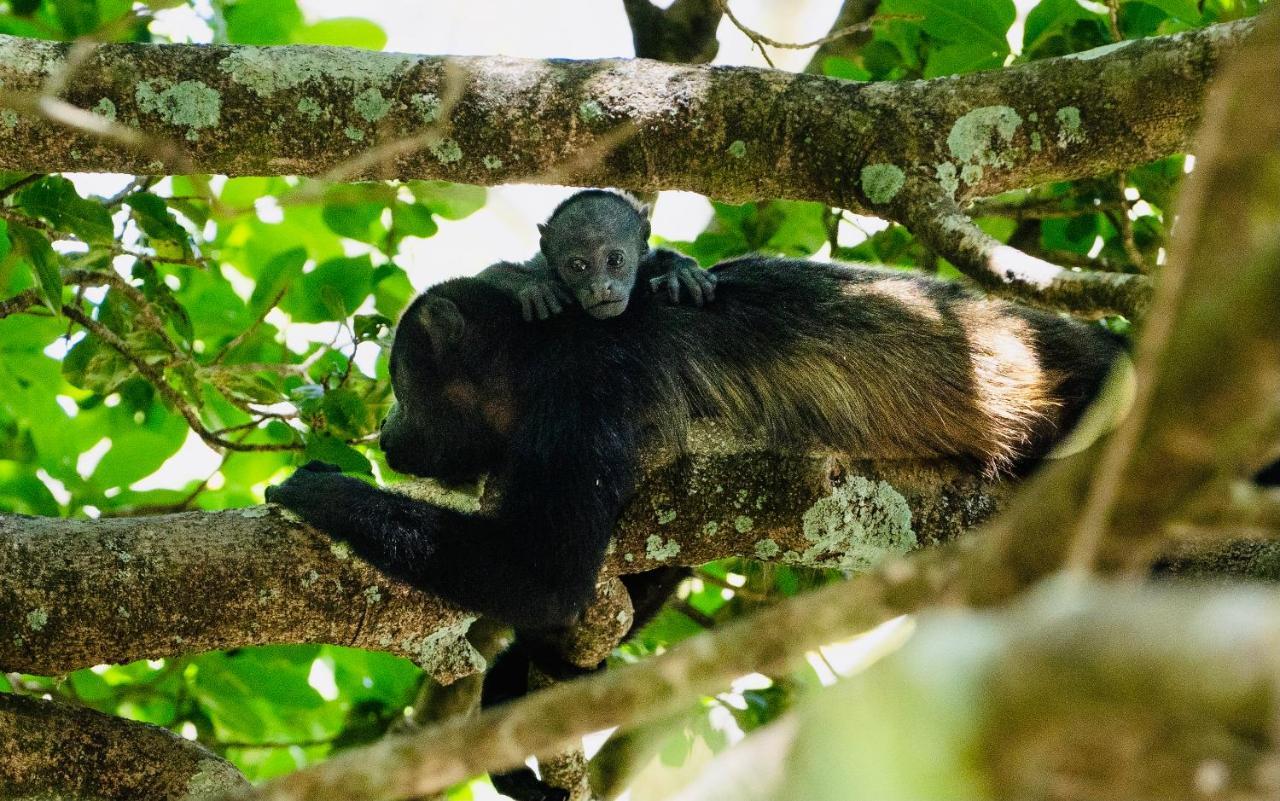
[{"xmin": 0, "ymin": 20, "xmax": 1250, "ymax": 208}]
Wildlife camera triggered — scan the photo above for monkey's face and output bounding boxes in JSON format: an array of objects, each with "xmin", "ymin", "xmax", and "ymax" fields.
[
  {"xmin": 540, "ymin": 199, "xmax": 649, "ymax": 319},
  {"xmin": 548, "ymin": 236, "xmax": 644, "ymax": 319},
  {"xmin": 380, "ymin": 294, "xmax": 506, "ymax": 483}
]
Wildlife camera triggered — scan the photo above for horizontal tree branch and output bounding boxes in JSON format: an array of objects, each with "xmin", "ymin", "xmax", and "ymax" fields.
[
  {"xmin": 0, "ymin": 435, "xmax": 1009, "ymax": 682},
  {"xmin": 894, "ymin": 181, "xmax": 1151, "ymax": 318},
  {"xmin": 0, "ymin": 692, "xmax": 248, "ymax": 801},
  {"xmin": 0, "ymin": 21, "xmax": 1249, "ymax": 211}
]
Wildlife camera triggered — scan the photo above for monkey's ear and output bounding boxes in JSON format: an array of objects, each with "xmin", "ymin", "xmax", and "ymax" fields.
[
  {"xmin": 638, "ymin": 212, "xmax": 651, "ymax": 241},
  {"xmin": 537, "ymin": 222, "xmax": 550, "ymax": 250},
  {"xmin": 637, "ymin": 202, "xmax": 652, "ymax": 219},
  {"xmin": 418, "ymin": 296, "xmax": 465, "ymax": 359}
]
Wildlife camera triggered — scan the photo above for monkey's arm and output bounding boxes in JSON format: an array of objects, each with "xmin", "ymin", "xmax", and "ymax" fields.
[
  {"xmin": 475, "ymin": 255, "xmax": 572, "ymax": 322},
  {"xmin": 267, "ymin": 438, "xmax": 626, "ymax": 631},
  {"xmin": 643, "ymin": 248, "xmax": 717, "ymax": 306}
]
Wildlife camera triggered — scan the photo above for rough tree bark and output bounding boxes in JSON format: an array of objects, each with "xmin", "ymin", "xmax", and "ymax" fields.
[
  {"xmin": 0, "ymin": 21, "xmax": 1247, "ymax": 210},
  {"xmin": 0, "ymin": 692, "xmax": 249, "ymax": 801},
  {"xmin": 0, "ymin": 435, "xmax": 1008, "ymax": 683}
]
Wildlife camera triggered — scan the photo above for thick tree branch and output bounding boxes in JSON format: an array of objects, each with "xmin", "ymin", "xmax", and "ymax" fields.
[
  {"xmin": 0, "ymin": 440, "xmax": 1010, "ymax": 682},
  {"xmin": 895, "ymin": 181, "xmax": 1151, "ymax": 318},
  {"xmin": 0, "ymin": 22, "xmax": 1247, "ymax": 208},
  {"xmin": 0, "ymin": 692, "xmax": 248, "ymax": 800}
]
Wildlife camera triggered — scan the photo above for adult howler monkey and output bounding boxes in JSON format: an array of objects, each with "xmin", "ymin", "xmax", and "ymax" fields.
[{"xmin": 268, "ymin": 256, "xmax": 1124, "ymax": 798}]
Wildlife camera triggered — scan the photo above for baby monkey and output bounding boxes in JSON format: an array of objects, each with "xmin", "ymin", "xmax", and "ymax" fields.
[{"xmin": 478, "ymin": 189, "xmax": 716, "ymax": 321}]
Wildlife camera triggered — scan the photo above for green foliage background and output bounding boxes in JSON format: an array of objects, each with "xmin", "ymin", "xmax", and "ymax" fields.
[{"xmin": 0, "ymin": 0, "xmax": 1259, "ymax": 791}]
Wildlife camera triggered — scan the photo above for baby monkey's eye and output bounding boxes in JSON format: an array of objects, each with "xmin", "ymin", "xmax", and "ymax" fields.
[
  {"xmin": 568, "ymin": 258, "xmax": 589, "ymax": 273},
  {"xmin": 606, "ymin": 250, "xmax": 625, "ymax": 268}
]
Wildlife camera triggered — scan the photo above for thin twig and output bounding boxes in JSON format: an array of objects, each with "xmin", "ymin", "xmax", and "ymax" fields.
[
  {"xmin": 60, "ymin": 303, "xmax": 300, "ymax": 453},
  {"xmin": 0, "ymin": 173, "xmax": 42, "ymax": 202},
  {"xmin": 1108, "ymin": 173, "xmax": 1151, "ymax": 274},
  {"xmin": 0, "ymin": 289, "xmax": 42, "ymax": 319},
  {"xmin": 0, "ymin": 207, "xmax": 208, "ymax": 268},
  {"xmin": 210, "ymin": 287, "xmax": 289, "ymax": 365},
  {"xmin": 713, "ymin": 0, "xmax": 896, "ymax": 67},
  {"xmin": 1105, "ymin": 0, "xmax": 1124, "ymax": 43}
]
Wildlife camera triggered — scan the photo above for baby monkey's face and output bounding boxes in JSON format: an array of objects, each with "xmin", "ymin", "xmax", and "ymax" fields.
[
  {"xmin": 539, "ymin": 196, "xmax": 651, "ymax": 319},
  {"xmin": 548, "ymin": 231, "xmax": 646, "ymax": 318}
]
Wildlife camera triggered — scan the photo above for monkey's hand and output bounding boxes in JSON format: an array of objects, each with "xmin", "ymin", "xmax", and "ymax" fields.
[
  {"xmin": 517, "ymin": 280, "xmax": 572, "ymax": 322},
  {"xmin": 647, "ymin": 249, "xmax": 716, "ymax": 306},
  {"xmin": 265, "ymin": 461, "xmax": 387, "ymax": 541}
]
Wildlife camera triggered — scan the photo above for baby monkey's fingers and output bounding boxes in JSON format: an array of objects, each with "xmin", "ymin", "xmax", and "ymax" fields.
[
  {"xmin": 664, "ymin": 273, "xmax": 681, "ymax": 304},
  {"xmin": 532, "ymin": 293, "xmax": 552, "ymax": 320},
  {"xmin": 698, "ymin": 270, "xmax": 717, "ymax": 302},
  {"xmin": 678, "ymin": 270, "xmax": 704, "ymax": 306}
]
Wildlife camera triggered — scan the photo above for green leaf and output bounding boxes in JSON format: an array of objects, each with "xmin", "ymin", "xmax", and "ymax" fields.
[
  {"xmin": 923, "ymin": 41, "xmax": 1006, "ymax": 77},
  {"xmin": 178, "ymin": 271, "xmax": 253, "ymax": 342},
  {"xmin": 303, "ymin": 434, "xmax": 372, "ymax": 474},
  {"xmin": 372, "ymin": 264, "xmax": 414, "ymax": 318},
  {"xmin": 225, "ymin": 0, "xmax": 303, "ymax": 44},
  {"xmin": 192, "ymin": 649, "xmax": 331, "ymax": 743},
  {"xmin": 248, "ymin": 247, "xmax": 307, "ymax": 316},
  {"xmin": 880, "ymin": 0, "xmax": 1014, "ymax": 55},
  {"xmin": 125, "ymin": 192, "xmax": 191, "ymax": 249},
  {"xmin": 821, "ymin": 56, "xmax": 871, "ymax": 81},
  {"xmin": 390, "ymin": 202, "xmax": 438, "ymax": 238},
  {"xmin": 1042, "ymin": 214, "xmax": 1100, "ymax": 254},
  {"xmin": 53, "ymin": 0, "xmax": 98, "ymax": 36},
  {"xmin": 91, "ymin": 400, "xmax": 188, "ymax": 489},
  {"xmin": 280, "ymin": 256, "xmax": 374, "ymax": 323},
  {"xmin": 17, "ymin": 176, "xmax": 114, "ymax": 244},
  {"xmin": 220, "ymin": 176, "xmax": 282, "ymax": 211},
  {"xmin": 0, "ymin": 463, "xmax": 58, "ymax": 515},
  {"xmin": 1136, "ymin": 0, "xmax": 1202, "ymax": 23},
  {"xmin": 323, "ymin": 388, "xmax": 377, "ymax": 439},
  {"xmin": 8, "ymin": 224, "xmax": 61, "ymax": 312},
  {"xmin": 353, "ymin": 313, "xmax": 392, "ymax": 342},
  {"xmin": 61, "ymin": 335, "xmax": 133, "ymax": 396},
  {"xmin": 292, "ymin": 18, "xmax": 387, "ymax": 50},
  {"xmin": 322, "ymin": 185, "xmax": 389, "ymax": 243},
  {"xmin": 1023, "ymin": 0, "xmax": 1106, "ymax": 57},
  {"xmin": 0, "ymin": 347, "xmax": 85, "ymax": 478},
  {"xmin": 407, "ymin": 181, "xmax": 487, "ymax": 220}
]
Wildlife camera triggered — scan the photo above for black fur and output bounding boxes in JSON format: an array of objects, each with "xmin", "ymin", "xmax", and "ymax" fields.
[
  {"xmin": 269, "ymin": 256, "xmax": 1125, "ymax": 630},
  {"xmin": 268, "ymin": 256, "xmax": 1124, "ymax": 800}
]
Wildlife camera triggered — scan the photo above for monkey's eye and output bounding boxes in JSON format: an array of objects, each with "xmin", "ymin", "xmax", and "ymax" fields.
[
  {"xmin": 568, "ymin": 258, "xmax": 589, "ymax": 273},
  {"xmin": 606, "ymin": 250, "xmax": 625, "ymax": 268}
]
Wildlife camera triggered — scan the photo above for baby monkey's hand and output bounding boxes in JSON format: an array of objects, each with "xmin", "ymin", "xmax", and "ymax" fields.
[{"xmin": 648, "ymin": 249, "xmax": 717, "ymax": 306}]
